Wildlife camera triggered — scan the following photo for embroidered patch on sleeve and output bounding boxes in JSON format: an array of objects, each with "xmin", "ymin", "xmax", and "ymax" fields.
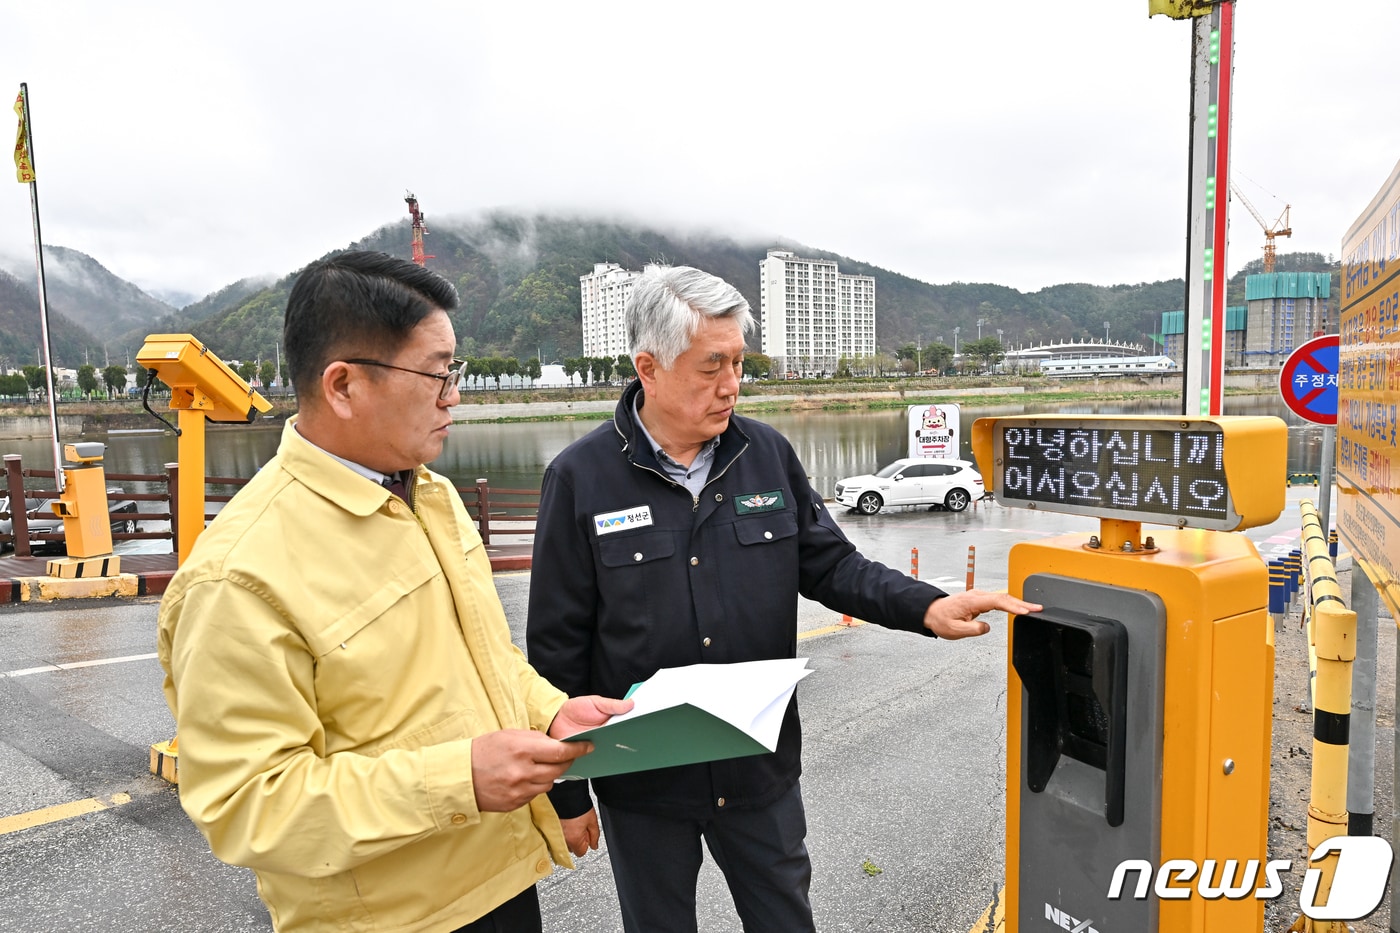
[{"xmin": 734, "ymin": 490, "xmax": 786, "ymax": 514}]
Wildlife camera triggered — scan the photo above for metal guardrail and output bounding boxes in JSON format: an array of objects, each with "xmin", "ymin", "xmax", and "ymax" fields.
[{"xmin": 0, "ymin": 454, "xmax": 537, "ymax": 557}]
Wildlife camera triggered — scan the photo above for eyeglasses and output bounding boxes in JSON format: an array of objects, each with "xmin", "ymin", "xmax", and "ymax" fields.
[{"xmin": 343, "ymin": 358, "xmax": 466, "ymax": 401}]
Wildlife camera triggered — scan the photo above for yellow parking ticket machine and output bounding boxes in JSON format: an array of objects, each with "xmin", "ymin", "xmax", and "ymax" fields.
[
  {"xmin": 46, "ymin": 442, "xmax": 119, "ymax": 578},
  {"xmin": 971, "ymin": 415, "xmax": 1286, "ymax": 933},
  {"xmin": 136, "ymin": 334, "xmax": 270, "ymax": 564}
]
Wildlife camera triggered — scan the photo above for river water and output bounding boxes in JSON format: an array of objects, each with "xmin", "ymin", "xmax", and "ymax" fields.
[{"xmin": 0, "ymin": 395, "xmax": 1328, "ymax": 499}]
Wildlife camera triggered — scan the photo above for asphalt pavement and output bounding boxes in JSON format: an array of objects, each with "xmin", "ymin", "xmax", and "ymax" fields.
[{"xmin": 0, "ymin": 487, "xmax": 1338, "ymax": 932}]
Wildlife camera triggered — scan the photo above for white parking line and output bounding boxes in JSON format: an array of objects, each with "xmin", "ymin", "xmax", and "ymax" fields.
[{"xmin": 3, "ymin": 652, "xmax": 158, "ymax": 679}]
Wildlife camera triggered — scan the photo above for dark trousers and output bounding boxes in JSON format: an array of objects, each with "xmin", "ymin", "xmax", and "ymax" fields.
[
  {"xmin": 599, "ymin": 782, "xmax": 815, "ymax": 933},
  {"xmin": 450, "ymin": 885, "xmax": 541, "ymax": 933}
]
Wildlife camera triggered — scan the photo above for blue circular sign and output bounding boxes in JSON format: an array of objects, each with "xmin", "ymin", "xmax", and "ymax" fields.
[{"xmin": 1278, "ymin": 335, "xmax": 1339, "ymax": 425}]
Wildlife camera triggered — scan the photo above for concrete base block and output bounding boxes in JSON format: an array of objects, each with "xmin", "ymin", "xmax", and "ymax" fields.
[
  {"xmin": 22, "ymin": 574, "xmax": 140, "ymax": 601},
  {"xmin": 44, "ymin": 555, "xmax": 122, "ymax": 578}
]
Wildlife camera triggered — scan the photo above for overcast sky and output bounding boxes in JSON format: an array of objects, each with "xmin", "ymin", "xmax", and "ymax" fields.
[{"xmin": 4, "ymin": 1, "xmax": 1398, "ymax": 305}]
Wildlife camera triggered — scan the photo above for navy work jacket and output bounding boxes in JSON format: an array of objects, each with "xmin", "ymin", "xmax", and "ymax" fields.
[{"xmin": 526, "ymin": 380, "xmax": 947, "ymax": 820}]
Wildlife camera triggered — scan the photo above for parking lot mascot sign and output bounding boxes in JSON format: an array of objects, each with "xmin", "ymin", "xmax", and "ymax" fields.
[{"xmin": 908, "ymin": 404, "xmax": 960, "ymax": 459}]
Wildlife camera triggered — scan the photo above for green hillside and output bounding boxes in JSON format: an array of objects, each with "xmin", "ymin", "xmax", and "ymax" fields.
[{"xmin": 0, "ymin": 269, "xmax": 103, "ymax": 369}]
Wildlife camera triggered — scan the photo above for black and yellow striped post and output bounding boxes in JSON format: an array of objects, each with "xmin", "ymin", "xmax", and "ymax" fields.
[
  {"xmin": 1290, "ymin": 500, "xmax": 1356, "ymax": 933},
  {"xmin": 1288, "ymin": 548, "xmax": 1304, "ymax": 613}
]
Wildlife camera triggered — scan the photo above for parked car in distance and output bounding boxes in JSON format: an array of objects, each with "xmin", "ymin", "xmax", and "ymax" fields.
[
  {"xmin": 834, "ymin": 458, "xmax": 985, "ymax": 515},
  {"xmin": 0, "ymin": 490, "xmax": 139, "ymax": 553}
]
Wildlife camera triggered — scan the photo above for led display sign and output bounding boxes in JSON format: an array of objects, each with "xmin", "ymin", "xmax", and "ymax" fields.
[{"xmin": 990, "ymin": 419, "xmax": 1241, "ymax": 529}]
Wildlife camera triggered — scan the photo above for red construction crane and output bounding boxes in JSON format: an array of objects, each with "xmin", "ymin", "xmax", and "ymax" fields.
[{"xmin": 404, "ymin": 191, "xmax": 435, "ymax": 267}]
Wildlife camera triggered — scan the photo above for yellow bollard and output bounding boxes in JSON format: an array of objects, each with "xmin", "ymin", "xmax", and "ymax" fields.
[
  {"xmin": 149, "ymin": 736, "xmax": 179, "ymax": 784},
  {"xmin": 1289, "ymin": 501, "xmax": 1355, "ymax": 933}
]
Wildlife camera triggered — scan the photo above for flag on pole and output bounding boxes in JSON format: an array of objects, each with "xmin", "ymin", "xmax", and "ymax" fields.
[{"xmin": 14, "ymin": 86, "xmax": 35, "ymax": 183}]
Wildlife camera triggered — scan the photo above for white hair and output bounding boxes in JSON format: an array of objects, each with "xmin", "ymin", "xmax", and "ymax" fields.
[{"xmin": 626, "ymin": 265, "xmax": 754, "ymax": 369}]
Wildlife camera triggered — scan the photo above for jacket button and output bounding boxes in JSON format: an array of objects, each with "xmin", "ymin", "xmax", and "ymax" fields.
[
  {"xmin": 690, "ymin": 557, "xmax": 699, "ymax": 566},
  {"xmin": 633, "ymin": 552, "xmax": 643, "ymax": 561},
  {"xmin": 717, "ymin": 797, "xmax": 726, "ymax": 807},
  {"xmin": 715, "ymin": 493, "xmax": 723, "ymax": 502},
  {"xmin": 450, "ymin": 813, "xmax": 467, "ymax": 825},
  {"xmin": 702, "ymin": 637, "xmax": 711, "ymax": 647},
  {"xmin": 763, "ymin": 531, "xmax": 773, "ymax": 540},
  {"xmin": 536, "ymin": 858, "xmax": 550, "ymax": 872}
]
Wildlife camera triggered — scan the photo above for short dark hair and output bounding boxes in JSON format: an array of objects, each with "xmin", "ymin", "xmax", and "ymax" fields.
[{"xmin": 283, "ymin": 251, "xmax": 459, "ymax": 398}]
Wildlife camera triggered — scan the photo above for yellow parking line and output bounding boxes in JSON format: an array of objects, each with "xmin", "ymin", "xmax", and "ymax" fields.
[
  {"xmin": 969, "ymin": 885, "xmax": 1004, "ymax": 932},
  {"xmin": 0, "ymin": 792, "xmax": 131, "ymax": 836},
  {"xmin": 799, "ymin": 620, "xmax": 866, "ymax": 639}
]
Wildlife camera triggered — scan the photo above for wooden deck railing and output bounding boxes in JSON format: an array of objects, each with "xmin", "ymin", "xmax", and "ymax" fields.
[{"xmin": 0, "ymin": 454, "xmax": 538, "ymax": 558}]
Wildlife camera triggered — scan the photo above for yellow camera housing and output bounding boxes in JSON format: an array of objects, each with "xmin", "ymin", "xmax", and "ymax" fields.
[{"xmin": 136, "ymin": 334, "xmax": 272, "ymax": 423}]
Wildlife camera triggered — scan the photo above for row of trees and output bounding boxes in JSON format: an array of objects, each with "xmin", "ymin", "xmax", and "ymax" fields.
[
  {"xmin": 460, "ymin": 356, "xmax": 544, "ymax": 390},
  {"xmin": 234, "ymin": 359, "xmax": 281, "ymax": 389},
  {"xmin": 1, "ymin": 338, "xmax": 1027, "ymax": 403},
  {"xmin": 459, "ymin": 350, "xmax": 783, "ymax": 390},
  {"xmin": 0, "ymin": 364, "xmax": 139, "ymax": 399},
  {"xmin": 893, "ymin": 337, "xmax": 1008, "ymax": 375}
]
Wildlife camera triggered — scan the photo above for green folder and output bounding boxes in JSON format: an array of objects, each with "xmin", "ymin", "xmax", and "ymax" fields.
[{"xmin": 560, "ymin": 658, "xmax": 813, "ymax": 780}]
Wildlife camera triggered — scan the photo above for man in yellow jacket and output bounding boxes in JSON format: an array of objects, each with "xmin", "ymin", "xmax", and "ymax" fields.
[{"xmin": 157, "ymin": 250, "xmax": 630, "ymax": 933}]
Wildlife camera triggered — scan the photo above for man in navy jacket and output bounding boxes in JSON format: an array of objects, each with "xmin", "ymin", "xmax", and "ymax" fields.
[{"xmin": 526, "ymin": 265, "xmax": 1039, "ymax": 932}]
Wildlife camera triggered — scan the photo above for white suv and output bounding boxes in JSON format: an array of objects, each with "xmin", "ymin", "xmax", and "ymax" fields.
[{"xmin": 834, "ymin": 458, "xmax": 985, "ymax": 515}]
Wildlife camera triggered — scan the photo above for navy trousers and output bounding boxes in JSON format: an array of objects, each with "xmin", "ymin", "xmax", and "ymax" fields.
[{"xmin": 599, "ymin": 782, "xmax": 815, "ymax": 933}]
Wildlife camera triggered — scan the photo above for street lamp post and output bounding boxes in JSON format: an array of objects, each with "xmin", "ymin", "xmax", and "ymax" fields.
[
  {"xmin": 953, "ymin": 326, "xmax": 961, "ymax": 366},
  {"xmin": 997, "ymin": 328, "xmax": 1004, "ymax": 373},
  {"xmin": 977, "ymin": 318, "xmax": 987, "ymax": 340},
  {"xmin": 1105, "ymin": 321, "xmax": 1111, "ymax": 343}
]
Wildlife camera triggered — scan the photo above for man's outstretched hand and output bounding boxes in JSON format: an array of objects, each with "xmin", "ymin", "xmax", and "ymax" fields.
[{"xmin": 922, "ymin": 590, "xmax": 1043, "ymax": 639}]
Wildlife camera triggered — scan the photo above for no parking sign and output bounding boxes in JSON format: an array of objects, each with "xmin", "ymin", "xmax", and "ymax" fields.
[{"xmin": 1279, "ymin": 335, "xmax": 1339, "ymax": 425}]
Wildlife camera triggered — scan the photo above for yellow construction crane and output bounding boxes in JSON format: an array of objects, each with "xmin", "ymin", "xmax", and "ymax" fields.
[{"xmin": 1229, "ymin": 181, "xmax": 1292, "ymax": 273}]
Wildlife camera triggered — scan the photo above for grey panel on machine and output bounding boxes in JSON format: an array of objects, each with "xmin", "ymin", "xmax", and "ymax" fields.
[{"xmin": 1016, "ymin": 573, "xmax": 1167, "ymax": 932}]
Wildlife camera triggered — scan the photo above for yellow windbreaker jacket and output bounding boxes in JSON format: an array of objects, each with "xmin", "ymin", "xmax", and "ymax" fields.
[{"xmin": 158, "ymin": 420, "xmax": 570, "ymax": 932}]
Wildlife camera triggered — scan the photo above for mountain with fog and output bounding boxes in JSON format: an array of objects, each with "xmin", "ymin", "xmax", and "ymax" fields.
[
  {"xmin": 0, "ymin": 246, "xmax": 177, "ymax": 345},
  {"xmin": 0, "ymin": 214, "xmax": 1342, "ymax": 372},
  {"xmin": 0, "ymin": 268, "xmax": 104, "ymax": 370}
]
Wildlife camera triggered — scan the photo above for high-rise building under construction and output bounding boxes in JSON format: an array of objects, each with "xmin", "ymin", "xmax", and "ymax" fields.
[{"xmin": 1161, "ymin": 271, "xmax": 1332, "ymax": 369}]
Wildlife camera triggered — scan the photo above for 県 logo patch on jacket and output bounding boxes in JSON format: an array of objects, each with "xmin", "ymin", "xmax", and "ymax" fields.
[
  {"xmin": 735, "ymin": 490, "xmax": 786, "ymax": 514},
  {"xmin": 593, "ymin": 505, "xmax": 654, "ymax": 536}
]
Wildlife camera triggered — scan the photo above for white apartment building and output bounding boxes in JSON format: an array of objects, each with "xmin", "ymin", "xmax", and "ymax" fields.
[
  {"xmin": 759, "ymin": 250, "xmax": 875, "ymax": 376},
  {"xmin": 579, "ymin": 262, "xmax": 639, "ymax": 358}
]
